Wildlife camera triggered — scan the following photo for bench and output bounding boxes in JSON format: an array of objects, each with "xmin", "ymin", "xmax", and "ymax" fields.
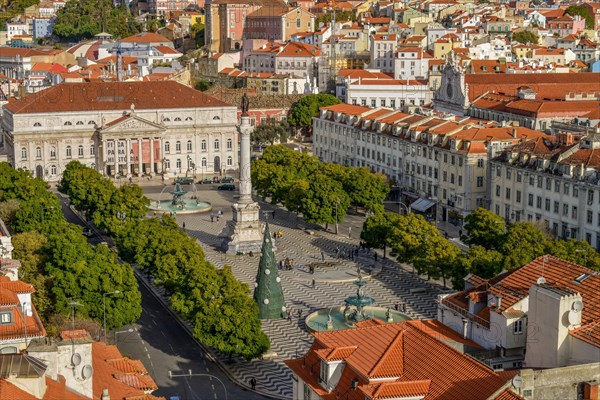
[
  {"xmin": 261, "ymin": 351, "xmax": 278, "ymax": 360},
  {"xmin": 409, "ymin": 287, "xmax": 427, "ymax": 294}
]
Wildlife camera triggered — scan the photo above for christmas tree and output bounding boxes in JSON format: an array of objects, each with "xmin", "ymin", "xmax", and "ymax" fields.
[{"xmin": 253, "ymin": 222, "xmax": 286, "ymax": 319}]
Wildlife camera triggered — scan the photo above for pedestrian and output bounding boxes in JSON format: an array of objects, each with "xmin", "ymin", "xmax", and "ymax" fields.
[
  {"xmin": 216, "ymin": 215, "xmax": 220, "ymax": 222},
  {"xmin": 287, "ymin": 310, "xmax": 293, "ymax": 322},
  {"xmin": 459, "ymin": 229, "xmax": 463, "ymax": 239},
  {"xmin": 250, "ymin": 377, "xmax": 257, "ymax": 390},
  {"xmin": 444, "ymin": 231, "xmax": 448, "ymax": 239},
  {"xmin": 210, "ymin": 214, "xmax": 214, "ymax": 223},
  {"xmin": 321, "ymin": 251, "xmax": 325, "ymax": 261},
  {"xmin": 218, "ymin": 209, "xmax": 223, "ymax": 216},
  {"xmin": 394, "ymin": 302, "xmax": 399, "ymax": 311},
  {"xmin": 272, "ymin": 210, "xmax": 276, "ymax": 219},
  {"xmin": 182, "ymin": 222, "xmax": 186, "ymax": 230},
  {"xmin": 354, "ymin": 248, "xmax": 359, "ymax": 256},
  {"xmin": 402, "ymin": 303, "xmax": 407, "ymax": 313},
  {"xmin": 311, "ymin": 279, "xmax": 316, "ymax": 289},
  {"xmin": 297, "ymin": 309, "xmax": 303, "ymax": 319},
  {"xmin": 374, "ymin": 253, "xmax": 378, "ymax": 262},
  {"xmin": 279, "ymin": 260, "xmax": 283, "ymax": 270},
  {"xmin": 348, "ymin": 226, "xmax": 351, "ymax": 238},
  {"xmin": 273, "ymin": 232, "xmax": 277, "ymax": 239},
  {"xmin": 309, "ymin": 265, "xmax": 314, "ymax": 274}
]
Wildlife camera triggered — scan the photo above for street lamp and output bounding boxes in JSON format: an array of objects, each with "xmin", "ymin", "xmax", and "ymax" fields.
[
  {"xmin": 115, "ymin": 327, "xmax": 134, "ymax": 345},
  {"xmin": 103, "ymin": 290, "xmax": 120, "ymax": 341}
]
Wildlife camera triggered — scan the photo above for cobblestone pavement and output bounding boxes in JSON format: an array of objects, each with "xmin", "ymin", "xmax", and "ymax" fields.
[{"xmin": 143, "ymin": 183, "xmax": 454, "ymax": 399}]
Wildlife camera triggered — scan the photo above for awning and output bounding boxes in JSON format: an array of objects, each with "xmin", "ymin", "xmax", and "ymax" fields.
[{"xmin": 410, "ymin": 198, "xmax": 436, "ymax": 213}]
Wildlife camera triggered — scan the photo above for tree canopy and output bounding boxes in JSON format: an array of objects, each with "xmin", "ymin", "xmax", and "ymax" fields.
[
  {"xmin": 566, "ymin": 5, "xmax": 594, "ymax": 29},
  {"xmin": 52, "ymin": 0, "xmax": 141, "ymax": 41},
  {"xmin": 513, "ymin": 30, "xmax": 539, "ymax": 45},
  {"xmin": 463, "ymin": 208, "xmax": 506, "ymax": 250},
  {"xmin": 288, "ymin": 94, "xmax": 341, "ymax": 130},
  {"xmin": 252, "ymin": 145, "xmax": 389, "ymax": 227},
  {"xmin": 251, "ymin": 121, "xmax": 290, "ymax": 147}
]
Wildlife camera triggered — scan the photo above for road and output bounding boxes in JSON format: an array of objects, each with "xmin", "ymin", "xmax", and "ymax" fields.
[{"xmin": 54, "ymin": 189, "xmax": 268, "ymax": 400}]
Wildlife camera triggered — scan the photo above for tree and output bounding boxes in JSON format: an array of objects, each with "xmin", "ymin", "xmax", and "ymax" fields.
[
  {"xmin": 344, "ymin": 168, "xmax": 389, "ymax": 213},
  {"xmin": 566, "ymin": 5, "xmax": 594, "ymax": 29},
  {"xmin": 463, "ymin": 208, "xmax": 506, "ymax": 250},
  {"xmin": 546, "ymin": 239, "xmax": 600, "ymax": 271},
  {"xmin": 513, "ymin": 30, "xmax": 539, "ymax": 45},
  {"xmin": 251, "ymin": 122, "xmax": 289, "ymax": 147},
  {"xmin": 298, "ymin": 173, "xmax": 350, "ymax": 228},
  {"xmin": 288, "ymin": 94, "xmax": 341, "ymax": 132},
  {"xmin": 195, "ymin": 79, "xmax": 211, "ymax": 91},
  {"xmin": 361, "ymin": 212, "xmax": 400, "ymax": 258},
  {"xmin": 500, "ymin": 222, "xmax": 549, "ymax": 269}
]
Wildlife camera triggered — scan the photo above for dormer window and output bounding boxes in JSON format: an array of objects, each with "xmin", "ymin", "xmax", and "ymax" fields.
[
  {"xmin": 76, "ymin": 121, "xmax": 84, "ymax": 125},
  {"xmin": 319, "ymin": 360, "xmax": 329, "ymax": 385},
  {"xmin": 33, "ymin": 122, "xmax": 41, "ymax": 127},
  {"xmin": 0, "ymin": 311, "xmax": 11, "ymax": 324},
  {"xmin": 174, "ymin": 117, "xmax": 181, "ymax": 122},
  {"xmin": 64, "ymin": 121, "xmax": 72, "ymax": 126}
]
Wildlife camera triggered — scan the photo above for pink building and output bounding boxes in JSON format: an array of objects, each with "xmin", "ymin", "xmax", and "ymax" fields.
[{"xmin": 547, "ymin": 14, "xmax": 586, "ymax": 37}]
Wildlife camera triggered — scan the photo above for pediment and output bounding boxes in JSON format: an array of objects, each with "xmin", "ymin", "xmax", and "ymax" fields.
[{"xmin": 101, "ymin": 114, "xmax": 165, "ymax": 133}]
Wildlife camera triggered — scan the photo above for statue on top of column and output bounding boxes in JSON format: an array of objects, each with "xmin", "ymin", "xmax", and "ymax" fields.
[{"xmin": 241, "ymin": 92, "xmax": 250, "ymax": 116}]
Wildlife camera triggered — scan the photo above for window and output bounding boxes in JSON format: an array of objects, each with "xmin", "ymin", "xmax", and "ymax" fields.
[
  {"xmin": 554, "ymin": 201, "xmax": 559, "ymax": 213},
  {"xmin": 176, "ymin": 158, "xmax": 181, "ymax": 169},
  {"xmin": 573, "ymin": 187, "xmax": 578, "ymax": 198},
  {"xmin": 66, "ymin": 146, "xmax": 72, "ymax": 158},
  {"xmin": 528, "ymin": 194, "xmax": 534, "ymax": 206},
  {"xmin": 176, "ymin": 141, "xmax": 181, "ymax": 153},
  {"xmin": 0, "ymin": 312, "xmax": 11, "ymax": 324},
  {"xmin": 174, "ymin": 117, "xmax": 181, "ymax": 122},
  {"xmin": 227, "ymin": 156, "xmax": 232, "ymax": 166},
  {"xmin": 35, "ymin": 147, "xmax": 42, "ymax": 159},
  {"xmin": 572, "ymin": 206, "xmax": 577, "ymax": 219},
  {"xmin": 187, "ymin": 140, "xmax": 192, "ymax": 152},
  {"xmin": 537, "ymin": 176, "xmax": 542, "ymax": 188},
  {"xmin": 506, "ymin": 169, "xmax": 511, "ymax": 179},
  {"xmin": 545, "ymin": 198, "xmax": 550, "ymax": 211},
  {"xmin": 21, "ymin": 147, "xmax": 27, "ymax": 160},
  {"xmin": 90, "ymin": 145, "xmax": 95, "ymax": 156},
  {"xmin": 201, "ymin": 140, "xmax": 207, "ymax": 151},
  {"xmin": 477, "ymin": 158, "xmax": 484, "ymax": 168},
  {"xmin": 516, "ymin": 190, "xmax": 521, "ymax": 203},
  {"xmin": 319, "ymin": 361, "xmax": 328, "ymax": 385},
  {"xmin": 496, "ymin": 166, "xmax": 501, "ymax": 177},
  {"xmin": 564, "ymin": 183, "xmax": 570, "ymax": 195},
  {"xmin": 214, "ymin": 139, "xmax": 220, "ymax": 150},
  {"xmin": 50, "ymin": 165, "xmax": 57, "ymax": 175},
  {"xmin": 201, "ymin": 157, "xmax": 207, "ymax": 167},
  {"xmin": 546, "ymin": 178, "xmax": 551, "ymax": 190},
  {"xmin": 33, "ymin": 122, "xmax": 41, "ymax": 127},
  {"xmin": 496, "ymin": 185, "xmax": 501, "ymax": 197},
  {"xmin": 563, "ymin": 204, "xmax": 569, "ymax": 216},
  {"xmin": 516, "ymin": 171, "xmax": 522, "ymax": 182},
  {"xmin": 536, "ymin": 196, "xmax": 542, "ymax": 208},
  {"xmin": 64, "ymin": 121, "xmax": 72, "ymax": 126},
  {"xmin": 458, "ymin": 175, "xmax": 462, "ymax": 186},
  {"xmin": 514, "ymin": 320, "xmax": 523, "ymax": 334},
  {"xmin": 165, "ymin": 141, "xmax": 170, "ymax": 153},
  {"xmin": 587, "ymin": 210, "xmax": 593, "ymax": 224},
  {"xmin": 555, "ymin": 180, "xmax": 560, "ymax": 192},
  {"xmin": 50, "ymin": 147, "xmax": 56, "ymax": 158},
  {"xmin": 227, "ymin": 138, "xmax": 233, "ymax": 150},
  {"xmin": 506, "ymin": 188, "xmax": 511, "ymax": 200},
  {"xmin": 371, "ymin": 100, "xmax": 376, "ymax": 107},
  {"xmin": 76, "ymin": 121, "xmax": 84, "ymax": 125},
  {"xmin": 77, "ymin": 145, "xmax": 83, "ymax": 157}
]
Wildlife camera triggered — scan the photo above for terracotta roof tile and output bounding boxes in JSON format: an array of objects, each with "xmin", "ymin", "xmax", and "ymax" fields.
[
  {"xmin": 121, "ymin": 32, "xmax": 172, "ymax": 44},
  {"xmin": 360, "ymin": 380, "xmax": 431, "ymax": 399},
  {"xmin": 0, "ymin": 378, "xmax": 36, "ymax": 399},
  {"xmin": 4, "ymin": 81, "xmax": 232, "ymax": 114},
  {"xmin": 494, "ymin": 388, "xmax": 527, "ymax": 400}
]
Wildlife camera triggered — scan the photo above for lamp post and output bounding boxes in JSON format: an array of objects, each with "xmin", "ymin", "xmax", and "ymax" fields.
[
  {"xmin": 103, "ymin": 290, "xmax": 120, "ymax": 341},
  {"xmin": 115, "ymin": 328, "xmax": 134, "ymax": 345}
]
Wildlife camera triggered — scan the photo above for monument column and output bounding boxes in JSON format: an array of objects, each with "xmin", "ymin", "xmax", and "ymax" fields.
[
  {"xmin": 137, "ymin": 139, "xmax": 143, "ymax": 175},
  {"xmin": 126, "ymin": 139, "xmax": 131, "ymax": 177},
  {"xmin": 149, "ymin": 137, "xmax": 155, "ymax": 176},
  {"xmin": 219, "ymin": 93, "xmax": 264, "ymax": 255}
]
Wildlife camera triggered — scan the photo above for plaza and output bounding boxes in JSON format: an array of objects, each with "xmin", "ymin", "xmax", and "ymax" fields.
[{"xmin": 141, "ymin": 179, "xmax": 453, "ymax": 399}]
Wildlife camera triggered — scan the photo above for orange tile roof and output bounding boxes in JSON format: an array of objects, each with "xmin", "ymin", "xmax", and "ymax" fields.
[
  {"xmin": 43, "ymin": 375, "xmax": 90, "ymax": 400},
  {"xmin": 276, "ymin": 42, "xmax": 321, "ymax": 57},
  {"xmin": 121, "ymin": 32, "xmax": 172, "ymax": 44},
  {"xmin": 5, "ymin": 81, "xmax": 232, "ymax": 114},
  {"xmin": 494, "ymin": 388, "xmax": 527, "ymax": 400},
  {"xmin": 0, "ymin": 277, "xmax": 35, "ymax": 293},
  {"xmin": 285, "ymin": 320, "xmax": 509, "ymax": 400},
  {"xmin": 154, "ymin": 45, "xmax": 181, "ymax": 55},
  {"xmin": 320, "ymin": 103, "xmax": 371, "ymax": 115},
  {"xmin": 0, "ymin": 287, "xmax": 20, "ymax": 305},
  {"xmin": 0, "ymin": 378, "xmax": 36, "ymax": 400}
]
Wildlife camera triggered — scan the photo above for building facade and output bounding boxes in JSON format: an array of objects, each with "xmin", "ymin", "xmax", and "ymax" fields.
[{"xmin": 1, "ymin": 81, "xmax": 239, "ymax": 181}]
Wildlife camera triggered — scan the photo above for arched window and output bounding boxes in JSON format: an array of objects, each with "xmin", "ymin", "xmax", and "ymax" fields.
[
  {"xmin": 174, "ymin": 117, "xmax": 181, "ymax": 122},
  {"xmin": 175, "ymin": 141, "xmax": 181, "ymax": 153},
  {"xmin": 201, "ymin": 140, "xmax": 207, "ymax": 151},
  {"xmin": 78, "ymin": 145, "xmax": 84, "ymax": 157},
  {"xmin": 176, "ymin": 158, "xmax": 182, "ymax": 169},
  {"xmin": 21, "ymin": 147, "xmax": 27, "ymax": 160},
  {"xmin": 185, "ymin": 117, "xmax": 193, "ymax": 121},
  {"xmin": 163, "ymin": 117, "xmax": 171, "ymax": 122},
  {"xmin": 76, "ymin": 121, "xmax": 84, "ymax": 125},
  {"xmin": 227, "ymin": 156, "xmax": 233, "ymax": 166},
  {"xmin": 165, "ymin": 141, "xmax": 170, "ymax": 153},
  {"xmin": 50, "ymin": 165, "xmax": 57, "ymax": 175},
  {"xmin": 227, "ymin": 138, "xmax": 233, "ymax": 150},
  {"xmin": 201, "ymin": 157, "xmax": 207, "ymax": 167},
  {"xmin": 187, "ymin": 140, "xmax": 192, "ymax": 152},
  {"xmin": 64, "ymin": 121, "xmax": 72, "ymax": 126},
  {"xmin": 213, "ymin": 116, "xmax": 220, "ymax": 120},
  {"xmin": 33, "ymin": 122, "xmax": 41, "ymax": 127},
  {"xmin": 66, "ymin": 146, "xmax": 72, "ymax": 158},
  {"xmin": 164, "ymin": 159, "xmax": 171, "ymax": 169},
  {"xmin": 50, "ymin": 147, "xmax": 56, "ymax": 158},
  {"xmin": 214, "ymin": 139, "xmax": 220, "ymax": 150},
  {"xmin": 35, "ymin": 147, "xmax": 42, "ymax": 159}
]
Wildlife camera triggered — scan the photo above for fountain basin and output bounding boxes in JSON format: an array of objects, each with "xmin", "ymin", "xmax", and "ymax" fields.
[
  {"xmin": 305, "ymin": 306, "xmax": 410, "ymax": 332},
  {"xmin": 149, "ymin": 199, "xmax": 212, "ymax": 214}
]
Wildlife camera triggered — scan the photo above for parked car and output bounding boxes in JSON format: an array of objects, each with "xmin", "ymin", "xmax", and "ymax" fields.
[
  {"xmin": 212, "ymin": 176, "xmax": 221, "ymax": 183},
  {"xmin": 221, "ymin": 176, "xmax": 235, "ymax": 183},
  {"xmin": 218, "ymin": 183, "xmax": 235, "ymax": 191},
  {"xmin": 200, "ymin": 177, "xmax": 213, "ymax": 184},
  {"xmin": 175, "ymin": 177, "xmax": 194, "ymax": 185},
  {"xmin": 82, "ymin": 227, "xmax": 94, "ymax": 237}
]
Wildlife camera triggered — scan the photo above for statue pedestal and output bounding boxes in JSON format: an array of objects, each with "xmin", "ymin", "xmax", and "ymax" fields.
[{"xmin": 220, "ymin": 202, "xmax": 264, "ymax": 254}]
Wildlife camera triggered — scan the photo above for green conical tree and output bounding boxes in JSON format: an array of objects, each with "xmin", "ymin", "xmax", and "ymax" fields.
[{"xmin": 253, "ymin": 222, "xmax": 286, "ymax": 319}]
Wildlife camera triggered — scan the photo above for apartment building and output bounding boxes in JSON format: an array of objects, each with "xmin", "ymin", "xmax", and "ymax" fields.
[
  {"xmin": 369, "ymin": 33, "xmax": 397, "ymax": 73},
  {"xmin": 489, "ymin": 133, "xmax": 600, "ymax": 249},
  {"xmin": 313, "ymin": 104, "xmax": 547, "ymax": 225}
]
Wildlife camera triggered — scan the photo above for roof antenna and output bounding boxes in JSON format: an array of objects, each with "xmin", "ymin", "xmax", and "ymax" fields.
[{"xmin": 537, "ymin": 255, "xmax": 547, "ymax": 285}]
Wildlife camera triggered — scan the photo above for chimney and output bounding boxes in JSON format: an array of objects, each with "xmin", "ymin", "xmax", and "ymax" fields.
[
  {"xmin": 497, "ymin": 296, "xmax": 502, "ymax": 309},
  {"xmin": 462, "ymin": 318, "xmax": 469, "ymax": 339},
  {"xmin": 512, "ymin": 127, "xmax": 517, "ymax": 138},
  {"xmin": 101, "ymin": 389, "xmax": 110, "ymax": 400},
  {"xmin": 565, "ymin": 132, "xmax": 574, "ymax": 146}
]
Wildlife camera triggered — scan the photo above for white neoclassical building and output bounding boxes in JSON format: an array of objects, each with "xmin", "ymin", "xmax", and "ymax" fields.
[{"xmin": 1, "ymin": 81, "xmax": 239, "ymax": 181}]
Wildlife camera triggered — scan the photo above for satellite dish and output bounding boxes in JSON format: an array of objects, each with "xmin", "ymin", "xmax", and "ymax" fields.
[
  {"xmin": 512, "ymin": 375, "xmax": 523, "ymax": 388},
  {"xmin": 71, "ymin": 353, "xmax": 82, "ymax": 366},
  {"xmin": 81, "ymin": 365, "xmax": 93, "ymax": 380},
  {"xmin": 536, "ymin": 277, "xmax": 546, "ymax": 285},
  {"xmin": 568, "ymin": 310, "xmax": 582, "ymax": 326},
  {"xmin": 572, "ymin": 300, "xmax": 583, "ymax": 312}
]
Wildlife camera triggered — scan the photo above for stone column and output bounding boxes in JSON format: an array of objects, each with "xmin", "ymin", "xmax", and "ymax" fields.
[
  {"xmin": 149, "ymin": 138, "xmax": 155, "ymax": 176},
  {"xmin": 239, "ymin": 116, "xmax": 252, "ymax": 204},
  {"xmin": 126, "ymin": 139, "xmax": 131, "ymax": 176},
  {"xmin": 113, "ymin": 140, "xmax": 118, "ymax": 175},
  {"xmin": 137, "ymin": 139, "xmax": 143, "ymax": 175}
]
